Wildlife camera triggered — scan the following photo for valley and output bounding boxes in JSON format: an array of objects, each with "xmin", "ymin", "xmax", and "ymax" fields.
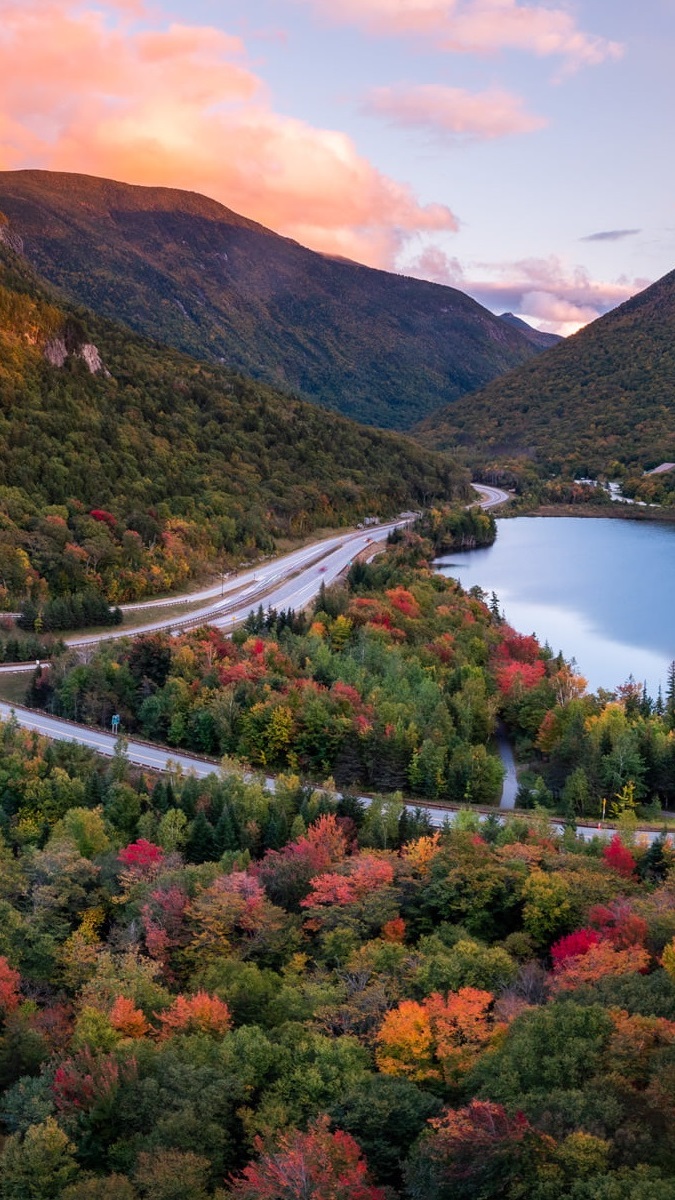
[{"xmin": 0, "ymin": 156, "xmax": 674, "ymax": 1200}]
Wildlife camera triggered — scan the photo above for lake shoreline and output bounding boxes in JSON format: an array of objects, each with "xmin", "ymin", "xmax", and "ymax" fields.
[
  {"xmin": 436, "ymin": 516, "xmax": 675, "ymax": 695},
  {"xmin": 504, "ymin": 502, "xmax": 675, "ymax": 524}
]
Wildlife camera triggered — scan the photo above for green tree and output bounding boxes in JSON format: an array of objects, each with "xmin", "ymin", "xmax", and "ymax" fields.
[{"xmin": 0, "ymin": 1117, "xmax": 80, "ymax": 1199}]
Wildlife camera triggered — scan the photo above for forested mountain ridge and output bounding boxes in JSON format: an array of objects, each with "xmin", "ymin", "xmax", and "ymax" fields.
[
  {"xmin": 0, "ymin": 170, "xmax": 542, "ymax": 430},
  {"xmin": 415, "ymin": 269, "xmax": 675, "ymax": 480},
  {"xmin": 498, "ymin": 312, "xmax": 562, "ymax": 350},
  {"xmin": 0, "ymin": 230, "xmax": 467, "ymax": 608}
]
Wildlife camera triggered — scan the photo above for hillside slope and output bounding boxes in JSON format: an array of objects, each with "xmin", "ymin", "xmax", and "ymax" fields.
[
  {"xmin": 417, "ymin": 269, "xmax": 675, "ymax": 476},
  {"xmin": 0, "ymin": 229, "xmax": 466, "ymax": 607},
  {"xmin": 499, "ymin": 312, "xmax": 562, "ymax": 350},
  {"xmin": 0, "ymin": 170, "xmax": 540, "ymax": 430}
]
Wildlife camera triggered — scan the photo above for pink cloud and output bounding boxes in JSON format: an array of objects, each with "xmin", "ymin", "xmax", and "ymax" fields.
[
  {"xmin": 0, "ymin": 0, "xmax": 457, "ymax": 268},
  {"xmin": 363, "ymin": 84, "xmax": 546, "ymax": 140},
  {"xmin": 295, "ymin": 0, "xmax": 623, "ymax": 70},
  {"xmin": 406, "ymin": 250, "xmax": 649, "ymax": 334}
]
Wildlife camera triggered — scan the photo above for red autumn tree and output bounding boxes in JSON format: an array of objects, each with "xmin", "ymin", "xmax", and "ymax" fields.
[
  {"xmin": 89, "ymin": 509, "xmax": 118, "ymax": 529},
  {"xmin": 226, "ymin": 1115, "xmax": 386, "ymax": 1200},
  {"xmin": 53, "ymin": 1049, "xmax": 136, "ymax": 1114},
  {"xmin": 602, "ymin": 835, "xmax": 637, "ymax": 878},
  {"xmin": 412, "ymin": 1100, "xmax": 554, "ymax": 1200},
  {"xmin": 386, "ymin": 586, "xmax": 421, "ymax": 619},
  {"xmin": 118, "ymin": 839, "xmax": 165, "ymax": 874},
  {"xmin": 256, "ymin": 814, "xmax": 348, "ymax": 909},
  {"xmin": 588, "ymin": 901, "xmax": 648, "ymax": 949},
  {"xmin": 301, "ymin": 854, "xmax": 395, "ymax": 909},
  {"xmin": 552, "ymin": 941, "xmax": 649, "ymax": 993},
  {"xmin": 550, "ymin": 928, "xmax": 601, "ymax": 965},
  {"xmin": 496, "ymin": 659, "xmax": 546, "ymax": 696},
  {"xmin": 141, "ymin": 885, "xmax": 189, "ymax": 976},
  {"xmin": 495, "ymin": 629, "xmax": 541, "ymax": 664},
  {"xmin": 0, "ymin": 956, "xmax": 21, "ymax": 1016}
]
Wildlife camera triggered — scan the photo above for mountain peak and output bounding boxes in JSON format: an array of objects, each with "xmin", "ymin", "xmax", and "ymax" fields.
[{"xmin": 498, "ymin": 312, "xmax": 563, "ymax": 349}]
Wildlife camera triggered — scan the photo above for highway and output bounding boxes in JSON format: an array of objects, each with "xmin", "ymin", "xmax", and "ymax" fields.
[
  {"xmin": 472, "ymin": 483, "xmax": 511, "ymax": 510},
  {"xmin": 0, "ymin": 520, "xmax": 407, "ymax": 674},
  {"xmin": 0, "ymin": 699, "xmax": 668, "ymax": 845},
  {"xmin": 70, "ymin": 521, "xmax": 404, "ymax": 646}
]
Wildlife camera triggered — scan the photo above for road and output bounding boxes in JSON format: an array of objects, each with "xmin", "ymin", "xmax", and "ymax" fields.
[
  {"xmin": 496, "ymin": 724, "xmax": 518, "ymax": 810},
  {"xmin": 0, "ymin": 520, "xmax": 406, "ymax": 672},
  {"xmin": 0, "ymin": 699, "xmax": 668, "ymax": 844},
  {"xmin": 72, "ymin": 522, "xmax": 405, "ymax": 645},
  {"xmin": 472, "ymin": 483, "xmax": 511, "ymax": 510}
]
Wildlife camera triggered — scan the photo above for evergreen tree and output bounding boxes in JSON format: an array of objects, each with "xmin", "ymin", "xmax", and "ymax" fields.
[
  {"xmin": 214, "ymin": 804, "xmax": 239, "ymax": 853},
  {"xmin": 186, "ymin": 810, "xmax": 218, "ymax": 863}
]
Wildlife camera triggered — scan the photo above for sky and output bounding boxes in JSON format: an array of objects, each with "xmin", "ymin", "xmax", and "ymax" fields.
[{"xmin": 1, "ymin": 1, "xmax": 673, "ymax": 333}]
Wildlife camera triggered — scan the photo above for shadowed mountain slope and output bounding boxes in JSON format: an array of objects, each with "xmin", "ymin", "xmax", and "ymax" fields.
[
  {"xmin": 417, "ymin": 270, "xmax": 675, "ymax": 476},
  {"xmin": 0, "ymin": 170, "xmax": 540, "ymax": 430}
]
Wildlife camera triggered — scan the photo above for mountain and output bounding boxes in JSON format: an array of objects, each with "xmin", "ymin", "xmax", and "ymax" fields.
[
  {"xmin": 416, "ymin": 270, "xmax": 675, "ymax": 476},
  {"xmin": 0, "ymin": 170, "xmax": 541, "ymax": 431},
  {"xmin": 0, "ymin": 224, "xmax": 466, "ymax": 607},
  {"xmin": 498, "ymin": 313, "xmax": 562, "ymax": 350}
]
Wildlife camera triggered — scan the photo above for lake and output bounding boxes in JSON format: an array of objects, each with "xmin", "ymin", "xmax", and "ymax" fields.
[{"xmin": 436, "ymin": 517, "xmax": 675, "ymax": 695}]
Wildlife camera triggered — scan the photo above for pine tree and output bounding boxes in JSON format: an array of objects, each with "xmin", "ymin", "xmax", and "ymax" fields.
[
  {"xmin": 186, "ymin": 810, "xmax": 217, "ymax": 863},
  {"xmin": 152, "ymin": 780, "xmax": 169, "ymax": 813},
  {"xmin": 84, "ymin": 770, "xmax": 104, "ymax": 809},
  {"xmin": 214, "ymin": 804, "xmax": 239, "ymax": 853},
  {"xmin": 666, "ymin": 661, "xmax": 675, "ymax": 725}
]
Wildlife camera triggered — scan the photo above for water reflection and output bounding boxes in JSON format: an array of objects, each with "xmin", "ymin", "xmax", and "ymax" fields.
[{"xmin": 436, "ymin": 517, "xmax": 675, "ymax": 694}]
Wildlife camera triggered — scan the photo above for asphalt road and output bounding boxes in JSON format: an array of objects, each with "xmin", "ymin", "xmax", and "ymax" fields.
[
  {"xmin": 472, "ymin": 483, "xmax": 511, "ymax": 509},
  {"xmin": 0, "ymin": 521, "xmax": 407, "ymax": 674},
  {"xmin": 0, "ymin": 699, "xmax": 668, "ymax": 844}
]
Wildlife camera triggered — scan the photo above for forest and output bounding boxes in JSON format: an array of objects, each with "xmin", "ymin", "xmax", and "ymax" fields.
[
  {"xmin": 0, "ymin": 239, "xmax": 465, "ymax": 611},
  {"xmin": 0, "ymin": 528, "xmax": 674, "ymax": 1197},
  {"xmin": 415, "ymin": 266, "xmax": 675, "ymax": 486},
  {"xmin": 27, "ymin": 524, "xmax": 675, "ymax": 823},
  {"xmin": 0, "ymin": 691, "xmax": 674, "ymax": 1195}
]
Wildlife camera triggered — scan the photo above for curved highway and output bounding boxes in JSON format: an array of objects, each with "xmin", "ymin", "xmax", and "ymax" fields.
[
  {"xmin": 0, "ymin": 520, "xmax": 406, "ymax": 672},
  {"xmin": 472, "ymin": 483, "xmax": 511, "ymax": 509}
]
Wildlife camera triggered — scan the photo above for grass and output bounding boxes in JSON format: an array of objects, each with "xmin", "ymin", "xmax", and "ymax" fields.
[{"xmin": 0, "ymin": 671, "xmax": 31, "ymax": 705}]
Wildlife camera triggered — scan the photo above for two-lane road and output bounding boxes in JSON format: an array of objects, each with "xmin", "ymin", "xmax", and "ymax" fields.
[
  {"xmin": 0, "ymin": 699, "xmax": 668, "ymax": 844},
  {"xmin": 472, "ymin": 484, "xmax": 511, "ymax": 510}
]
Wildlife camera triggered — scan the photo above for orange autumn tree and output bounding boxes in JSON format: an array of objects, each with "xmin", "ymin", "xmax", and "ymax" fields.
[
  {"xmin": 604, "ymin": 1009, "xmax": 675, "ymax": 1128},
  {"xmin": 109, "ymin": 995, "xmax": 151, "ymax": 1039},
  {"xmin": 551, "ymin": 940, "xmax": 650, "ymax": 994},
  {"xmin": 400, "ymin": 832, "xmax": 442, "ymax": 878},
  {"xmin": 376, "ymin": 987, "xmax": 499, "ymax": 1085},
  {"xmin": 157, "ymin": 991, "xmax": 232, "ymax": 1039}
]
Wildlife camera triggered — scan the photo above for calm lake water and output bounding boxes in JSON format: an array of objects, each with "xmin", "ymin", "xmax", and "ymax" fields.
[{"xmin": 436, "ymin": 517, "xmax": 675, "ymax": 695}]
